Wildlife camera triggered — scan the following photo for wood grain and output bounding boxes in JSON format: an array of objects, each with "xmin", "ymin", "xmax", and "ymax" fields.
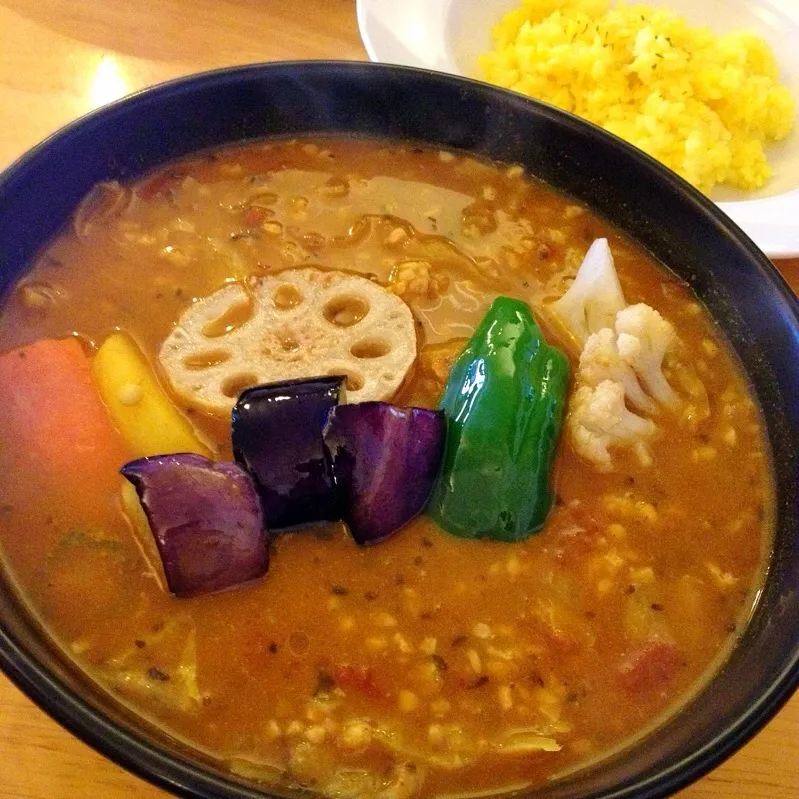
[{"xmin": 0, "ymin": 0, "xmax": 796, "ymax": 796}]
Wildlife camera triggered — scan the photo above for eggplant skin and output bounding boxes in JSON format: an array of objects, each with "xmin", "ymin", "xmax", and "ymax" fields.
[
  {"xmin": 324, "ymin": 403, "xmax": 446, "ymax": 545},
  {"xmin": 121, "ymin": 453, "xmax": 268, "ymax": 598},
  {"xmin": 231, "ymin": 376, "xmax": 344, "ymax": 531}
]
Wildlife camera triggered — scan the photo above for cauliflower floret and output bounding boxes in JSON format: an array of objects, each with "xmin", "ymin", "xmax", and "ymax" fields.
[
  {"xmin": 550, "ymin": 238, "xmax": 626, "ymax": 345},
  {"xmin": 569, "ymin": 380, "xmax": 657, "ymax": 472},
  {"xmin": 552, "ymin": 240, "xmax": 691, "ymax": 471},
  {"xmin": 616, "ymin": 304, "xmax": 679, "ymax": 408},
  {"xmin": 579, "ymin": 328, "xmax": 656, "ymax": 414}
]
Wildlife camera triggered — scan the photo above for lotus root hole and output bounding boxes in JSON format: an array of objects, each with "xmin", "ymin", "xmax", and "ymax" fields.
[
  {"xmin": 278, "ymin": 332, "xmax": 301, "ymax": 352},
  {"xmin": 221, "ymin": 373, "xmax": 259, "ymax": 399},
  {"xmin": 346, "ymin": 373, "xmax": 364, "ymax": 391},
  {"xmin": 329, "ymin": 370, "xmax": 364, "ymax": 392},
  {"xmin": 273, "ymin": 283, "xmax": 304, "ymax": 310},
  {"xmin": 182, "ymin": 350, "xmax": 232, "ymax": 370},
  {"xmin": 322, "ymin": 294, "xmax": 369, "ymax": 327},
  {"xmin": 201, "ymin": 296, "xmax": 254, "ymax": 338},
  {"xmin": 350, "ymin": 339, "xmax": 391, "ymax": 359}
]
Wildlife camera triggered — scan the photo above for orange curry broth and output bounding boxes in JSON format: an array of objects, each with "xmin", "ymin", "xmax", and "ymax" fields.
[{"xmin": 0, "ymin": 138, "xmax": 771, "ymax": 797}]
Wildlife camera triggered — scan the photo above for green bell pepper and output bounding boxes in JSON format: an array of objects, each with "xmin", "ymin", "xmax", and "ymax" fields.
[{"xmin": 428, "ymin": 297, "xmax": 569, "ymax": 542}]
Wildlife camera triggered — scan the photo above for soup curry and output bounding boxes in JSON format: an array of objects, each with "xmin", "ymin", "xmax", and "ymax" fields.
[{"xmin": 0, "ymin": 139, "xmax": 771, "ymax": 798}]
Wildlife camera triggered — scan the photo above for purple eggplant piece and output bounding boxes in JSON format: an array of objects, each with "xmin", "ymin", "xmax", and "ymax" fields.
[
  {"xmin": 121, "ymin": 453, "xmax": 268, "ymax": 598},
  {"xmin": 323, "ymin": 403, "xmax": 446, "ymax": 545},
  {"xmin": 232, "ymin": 376, "xmax": 345, "ymax": 531}
]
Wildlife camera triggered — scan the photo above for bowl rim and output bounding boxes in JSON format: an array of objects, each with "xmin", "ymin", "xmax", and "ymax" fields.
[{"xmin": 0, "ymin": 59, "xmax": 797, "ymax": 799}]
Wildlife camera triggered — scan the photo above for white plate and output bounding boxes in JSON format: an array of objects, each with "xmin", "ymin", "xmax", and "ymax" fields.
[{"xmin": 357, "ymin": 0, "xmax": 799, "ymax": 258}]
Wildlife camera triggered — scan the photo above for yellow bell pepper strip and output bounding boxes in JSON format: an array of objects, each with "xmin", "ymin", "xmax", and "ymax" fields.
[
  {"xmin": 427, "ymin": 297, "xmax": 569, "ymax": 542},
  {"xmin": 92, "ymin": 333, "xmax": 211, "ymax": 458},
  {"xmin": 119, "ymin": 480, "xmax": 168, "ymax": 591}
]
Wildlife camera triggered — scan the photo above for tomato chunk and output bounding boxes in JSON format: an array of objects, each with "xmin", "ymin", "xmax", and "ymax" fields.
[{"xmin": 619, "ymin": 639, "xmax": 682, "ymax": 694}]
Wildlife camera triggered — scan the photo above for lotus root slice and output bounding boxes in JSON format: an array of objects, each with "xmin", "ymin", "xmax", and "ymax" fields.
[{"xmin": 159, "ymin": 268, "xmax": 418, "ymax": 414}]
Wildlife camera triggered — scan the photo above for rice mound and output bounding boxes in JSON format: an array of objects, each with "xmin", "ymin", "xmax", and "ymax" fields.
[{"xmin": 479, "ymin": 0, "xmax": 795, "ymax": 194}]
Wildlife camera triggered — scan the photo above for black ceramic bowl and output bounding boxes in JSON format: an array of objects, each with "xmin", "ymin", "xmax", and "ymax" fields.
[{"xmin": 0, "ymin": 61, "xmax": 797, "ymax": 799}]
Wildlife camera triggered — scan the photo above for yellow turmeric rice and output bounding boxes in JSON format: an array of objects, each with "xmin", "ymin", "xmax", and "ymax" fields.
[{"xmin": 479, "ymin": 0, "xmax": 795, "ymax": 194}]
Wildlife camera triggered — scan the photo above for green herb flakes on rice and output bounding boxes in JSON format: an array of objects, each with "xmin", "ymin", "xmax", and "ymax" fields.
[{"xmin": 479, "ymin": 0, "xmax": 795, "ymax": 194}]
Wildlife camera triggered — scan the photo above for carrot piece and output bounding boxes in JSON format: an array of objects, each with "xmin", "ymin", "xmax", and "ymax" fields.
[{"xmin": 0, "ymin": 338, "xmax": 130, "ymax": 512}]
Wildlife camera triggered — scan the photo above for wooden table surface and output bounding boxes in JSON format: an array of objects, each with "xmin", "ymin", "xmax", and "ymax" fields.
[{"xmin": 0, "ymin": 1, "xmax": 796, "ymax": 797}]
